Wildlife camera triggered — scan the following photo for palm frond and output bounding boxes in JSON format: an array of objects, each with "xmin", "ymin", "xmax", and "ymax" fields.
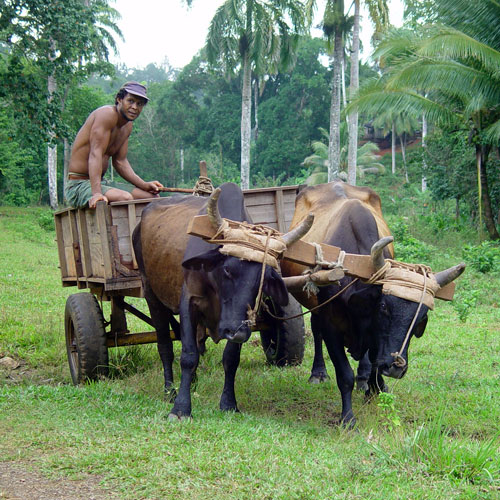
[{"xmin": 418, "ymin": 27, "xmax": 500, "ymax": 78}]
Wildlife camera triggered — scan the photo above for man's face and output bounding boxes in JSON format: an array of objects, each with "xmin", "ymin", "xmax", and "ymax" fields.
[{"xmin": 117, "ymin": 93, "xmax": 147, "ymax": 121}]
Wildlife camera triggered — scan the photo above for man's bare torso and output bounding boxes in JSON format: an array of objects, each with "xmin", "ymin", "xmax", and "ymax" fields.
[{"xmin": 68, "ymin": 105, "xmax": 132, "ymax": 176}]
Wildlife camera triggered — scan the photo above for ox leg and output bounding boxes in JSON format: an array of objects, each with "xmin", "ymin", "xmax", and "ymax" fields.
[
  {"xmin": 169, "ymin": 297, "xmax": 199, "ymax": 419},
  {"xmin": 313, "ymin": 315, "xmax": 355, "ymax": 427},
  {"xmin": 356, "ymin": 352, "xmax": 371, "ymax": 392},
  {"xmin": 308, "ymin": 327, "xmax": 330, "ymax": 384},
  {"xmin": 220, "ymin": 341, "xmax": 242, "ymax": 412},
  {"xmin": 143, "ymin": 286, "xmax": 176, "ymax": 402}
]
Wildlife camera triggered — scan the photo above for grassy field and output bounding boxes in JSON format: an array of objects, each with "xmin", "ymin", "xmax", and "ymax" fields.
[{"xmin": 0, "ymin": 205, "xmax": 499, "ymax": 499}]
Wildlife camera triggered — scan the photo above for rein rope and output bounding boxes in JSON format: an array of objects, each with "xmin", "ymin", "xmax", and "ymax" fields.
[
  {"xmin": 365, "ymin": 260, "xmax": 435, "ymax": 367},
  {"xmin": 208, "ymin": 223, "xmax": 282, "ymax": 328},
  {"xmin": 261, "ymin": 278, "xmax": 360, "ymax": 321}
]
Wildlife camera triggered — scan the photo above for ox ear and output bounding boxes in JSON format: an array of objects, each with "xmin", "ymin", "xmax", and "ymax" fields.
[
  {"xmin": 182, "ymin": 249, "xmax": 224, "ymax": 272},
  {"xmin": 263, "ymin": 267, "xmax": 289, "ymax": 307},
  {"xmin": 413, "ymin": 316, "xmax": 428, "ymax": 338}
]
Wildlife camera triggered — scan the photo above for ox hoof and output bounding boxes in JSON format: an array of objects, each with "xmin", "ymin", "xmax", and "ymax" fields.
[
  {"xmin": 164, "ymin": 387, "xmax": 177, "ymax": 403},
  {"xmin": 341, "ymin": 416, "xmax": 357, "ymax": 430},
  {"xmin": 220, "ymin": 406, "xmax": 240, "ymax": 413},
  {"xmin": 308, "ymin": 372, "xmax": 329, "ymax": 384},
  {"xmin": 356, "ymin": 378, "xmax": 369, "ymax": 392},
  {"xmin": 167, "ymin": 412, "xmax": 192, "ymax": 422}
]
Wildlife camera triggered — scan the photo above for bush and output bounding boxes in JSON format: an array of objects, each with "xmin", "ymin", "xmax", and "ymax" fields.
[
  {"xmin": 38, "ymin": 210, "xmax": 55, "ymax": 231},
  {"xmin": 390, "ymin": 219, "xmax": 433, "ymax": 262},
  {"xmin": 462, "ymin": 241, "xmax": 500, "ymax": 273},
  {"xmin": 452, "ymin": 287, "xmax": 480, "ymax": 323}
]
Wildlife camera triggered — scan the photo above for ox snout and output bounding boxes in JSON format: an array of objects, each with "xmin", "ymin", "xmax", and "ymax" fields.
[
  {"xmin": 221, "ymin": 324, "xmax": 252, "ymax": 344},
  {"xmin": 380, "ymin": 362, "xmax": 408, "ymax": 379}
]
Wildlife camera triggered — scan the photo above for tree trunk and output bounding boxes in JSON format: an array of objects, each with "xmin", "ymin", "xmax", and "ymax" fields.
[
  {"xmin": 253, "ymin": 77, "xmax": 259, "ymax": 142},
  {"xmin": 47, "ymin": 73, "xmax": 58, "ymax": 209},
  {"xmin": 240, "ymin": 51, "xmax": 252, "ymax": 190},
  {"xmin": 400, "ymin": 134, "xmax": 408, "ymax": 182},
  {"xmin": 63, "ymin": 138, "xmax": 70, "ymax": 202},
  {"xmin": 477, "ymin": 144, "xmax": 500, "ymax": 239},
  {"xmin": 328, "ymin": 32, "xmax": 343, "ymax": 182},
  {"xmin": 421, "ymin": 112, "xmax": 427, "ymax": 192},
  {"xmin": 347, "ymin": 0, "xmax": 360, "ymax": 186},
  {"xmin": 341, "ymin": 55, "xmax": 347, "ymax": 109},
  {"xmin": 180, "ymin": 148, "xmax": 184, "ymax": 183},
  {"xmin": 391, "ymin": 122, "xmax": 396, "ymax": 174}
]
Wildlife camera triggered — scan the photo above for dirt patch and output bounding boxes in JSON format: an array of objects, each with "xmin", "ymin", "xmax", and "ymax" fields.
[{"xmin": 0, "ymin": 462, "xmax": 118, "ymax": 500}]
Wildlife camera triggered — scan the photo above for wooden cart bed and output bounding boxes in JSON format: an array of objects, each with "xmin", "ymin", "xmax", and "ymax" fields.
[{"xmin": 54, "ymin": 185, "xmax": 299, "ymax": 297}]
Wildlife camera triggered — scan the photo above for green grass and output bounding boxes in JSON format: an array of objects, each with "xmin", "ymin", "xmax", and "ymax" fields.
[{"xmin": 0, "ymin": 206, "xmax": 499, "ymax": 499}]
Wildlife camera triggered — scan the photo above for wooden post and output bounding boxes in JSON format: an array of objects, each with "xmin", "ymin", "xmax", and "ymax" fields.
[{"xmin": 199, "ymin": 160, "xmax": 207, "ymax": 177}]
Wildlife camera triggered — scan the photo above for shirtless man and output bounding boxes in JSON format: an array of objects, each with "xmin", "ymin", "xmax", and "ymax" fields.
[{"xmin": 65, "ymin": 81, "xmax": 163, "ymax": 209}]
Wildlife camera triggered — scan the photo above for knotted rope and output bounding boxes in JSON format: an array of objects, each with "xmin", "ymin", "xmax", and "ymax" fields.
[
  {"xmin": 302, "ymin": 243, "xmax": 346, "ymax": 297},
  {"xmin": 193, "ymin": 176, "xmax": 214, "ymax": 196}
]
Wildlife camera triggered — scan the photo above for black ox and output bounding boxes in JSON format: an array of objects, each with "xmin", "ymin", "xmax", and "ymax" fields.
[
  {"xmin": 133, "ymin": 182, "xmax": 311, "ymax": 419},
  {"xmin": 281, "ymin": 182, "xmax": 465, "ymax": 425}
]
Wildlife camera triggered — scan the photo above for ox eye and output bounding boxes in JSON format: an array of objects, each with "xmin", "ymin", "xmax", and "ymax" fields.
[
  {"xmin": 380, "ymin": 302, "xmax": 389, "ymax": 315},
  {"xmin": 223, "ymin": 266, "xmax": 232, "ymax": 279}
]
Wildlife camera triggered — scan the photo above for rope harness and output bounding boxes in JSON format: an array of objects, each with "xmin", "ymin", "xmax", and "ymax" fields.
[
  {"xmin": 207, "ymin": 220, "xmax": 286, "ymax": 328},
  {"xmin": 362, "ymin": 260, "xmax": 439, "ymax": 366}
]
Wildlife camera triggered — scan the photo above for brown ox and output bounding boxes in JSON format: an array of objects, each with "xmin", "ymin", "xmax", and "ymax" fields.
[
  {"xmin": 281, "ymin": 181, "xmax": 465, "ymax": 425},
  {"xmin": 132, "ymin": 182, "xmax": 312, "ymax": 418}
]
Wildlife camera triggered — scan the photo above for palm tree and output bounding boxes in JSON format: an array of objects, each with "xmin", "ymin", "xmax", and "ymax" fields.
[
  {"xmin": 372, "ymin": 108, "xmax": 419, "ymax": 182},
  {"xmin": 347, "ymin": 0, "xmax": 389, "ymax": 186},
  {"xmin": 349, "ymin": 0, "xmax": 500, "ymax": 239},
  {"xmin": 205, "ymin": 1, "xmax": 309, "ymax": 189},
  {"xmin": 302, "ymin": 126, "xmax": 384, "ymax": 185},
  {"xmin": 319, "ymin": 0, "xmax": 353, "ymax": 182}
]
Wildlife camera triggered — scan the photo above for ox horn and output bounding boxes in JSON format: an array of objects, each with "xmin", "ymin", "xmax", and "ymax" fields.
[
  {"xmin": 434, "ymin": 262, "xmax": 466, "ymax": 288},
  {"xmin": 206, "ymin": 187, "xmax": 223, "ymax": 230},
  {"xmin": 370, "ymin": 236, "xmax": 394, "ymax": 271},
  {"xmin": 281, "ymin": 213, "xmax": 314, "ymax": 247}
]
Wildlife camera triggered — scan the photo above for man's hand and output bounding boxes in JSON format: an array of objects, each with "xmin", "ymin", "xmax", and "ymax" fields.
[
  {"xmin": 144, "ymin": 181, "xmax": 163, "ymax": 195},
  {"xmin": 89, "ymin": 192, "xmax": 109, "ymax": 209}
]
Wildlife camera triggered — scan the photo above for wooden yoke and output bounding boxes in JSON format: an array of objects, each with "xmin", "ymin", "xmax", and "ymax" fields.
[{"xmin": 187, "ymin": 215, "xmax": 456, "ymax": 301}]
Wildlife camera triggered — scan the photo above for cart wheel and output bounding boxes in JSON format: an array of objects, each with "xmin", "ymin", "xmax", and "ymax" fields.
[
  {"xmin": 65, "ymin": 293, "xmax": 109, "ymax": 385},
  {"xmin": 260, "ymin": 294, "xmax": 305, "ymax": 366}
]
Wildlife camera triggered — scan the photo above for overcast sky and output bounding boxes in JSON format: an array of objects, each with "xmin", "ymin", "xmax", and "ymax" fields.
[{"xmin": 110, "ymin": 0, "xmax": 404, "ymax": 70}]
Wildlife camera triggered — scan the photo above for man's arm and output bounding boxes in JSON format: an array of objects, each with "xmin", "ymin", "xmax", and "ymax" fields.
[
  {"xmin": 112, "ymin": 140, "xmax": 163, "ymax": 194},
  {"xmin": 88, "ymin": 111, "xmax": 114, "ymax": 208}
]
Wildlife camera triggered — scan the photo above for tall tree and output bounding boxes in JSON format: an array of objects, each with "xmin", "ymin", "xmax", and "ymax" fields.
[
  {"xmin": 320, "ymin": 1, "xmax": 351, "ymax": 181},
  {"xmin": 205, "ymin": 0, "xmax": 309, "ymax": 189}
]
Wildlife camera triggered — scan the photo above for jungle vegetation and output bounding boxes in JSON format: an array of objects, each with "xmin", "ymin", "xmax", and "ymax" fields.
[{"xmin": 0, "ymin": 0, "xmax": 498, "ymax": 239}]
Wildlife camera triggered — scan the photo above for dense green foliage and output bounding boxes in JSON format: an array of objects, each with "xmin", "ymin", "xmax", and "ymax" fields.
[{"xmin": 0, "ymin": 0, "xmax": 498, "ymax": 240}]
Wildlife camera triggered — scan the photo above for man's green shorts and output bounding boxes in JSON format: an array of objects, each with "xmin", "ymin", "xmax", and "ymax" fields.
[{"xmin": 64, "ymin": 179, "xmax": 115, "ymax": 208}]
